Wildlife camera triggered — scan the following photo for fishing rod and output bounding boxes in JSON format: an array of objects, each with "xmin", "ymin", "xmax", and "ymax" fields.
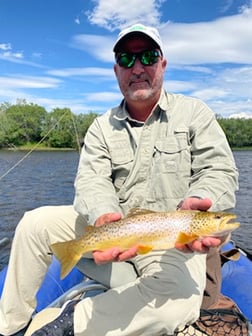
[{"xmin": 0, "ymin": 237, "xmax": 10, "ymax": 249}]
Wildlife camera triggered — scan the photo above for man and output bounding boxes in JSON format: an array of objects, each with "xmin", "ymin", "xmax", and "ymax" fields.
[{"xmin": 0, "ymin": 24, "xmax": 238, "ymax": 336}]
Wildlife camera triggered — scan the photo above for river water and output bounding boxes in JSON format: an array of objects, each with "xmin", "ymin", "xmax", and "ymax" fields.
[{"xmin": 0, "ymin": 150, "xmax": 251, "ymax": 269}]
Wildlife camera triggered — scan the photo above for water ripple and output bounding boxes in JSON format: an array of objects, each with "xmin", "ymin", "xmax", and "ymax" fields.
[{"xmin": 0, "ymin": 150, "xmax": 251, "ymax": 270}]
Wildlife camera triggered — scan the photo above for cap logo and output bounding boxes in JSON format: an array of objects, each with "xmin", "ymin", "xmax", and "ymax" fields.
[{"xmin": 129, "ymin": 25, "xmax": 146, "ymax": 32}]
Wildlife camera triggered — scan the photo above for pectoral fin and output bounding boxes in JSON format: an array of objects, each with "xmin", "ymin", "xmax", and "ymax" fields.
[
  {"xmin": 84, "ymin": 225, "xmax": 94, "ymax": 233},
  {"xmin": 137, "ymin": 245, "xmax": 153, "ymax": 254},
  {"xmin": 176, "ymin": 232, "xmax": 199, "ymax": 245}
]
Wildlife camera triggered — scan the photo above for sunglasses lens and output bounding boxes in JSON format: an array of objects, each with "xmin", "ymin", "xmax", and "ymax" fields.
[
  {"xmin": 117, "ymin": 50, "xmax": 160, "ymax": 68},
  {"xmin": 141, "ymin": 50, "xmax": 159, "ymax": 65},
  {"xmin": 117, "ymin": 53, "xmax": 135, "ymax": 68}
]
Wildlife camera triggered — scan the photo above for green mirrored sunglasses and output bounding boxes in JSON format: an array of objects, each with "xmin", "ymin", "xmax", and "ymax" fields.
[{"xmin": 116, "ymin": 50, "xmax": 161, "ymax": 68}]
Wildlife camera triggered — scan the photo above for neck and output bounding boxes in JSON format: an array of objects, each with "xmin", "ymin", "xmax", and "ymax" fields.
[{"xmin": 126, "ymin": 100, "xmax": 157, "ymax": 122}]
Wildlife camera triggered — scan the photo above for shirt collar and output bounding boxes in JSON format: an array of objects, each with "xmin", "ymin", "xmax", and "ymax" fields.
[{"xmin": 114, "ymin": 88, "xmax": 167, "ymax": 123}]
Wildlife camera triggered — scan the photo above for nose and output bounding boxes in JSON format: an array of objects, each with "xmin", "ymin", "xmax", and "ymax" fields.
[{"xmin": 131, "ymin": 58, "xmax": 145, "ymax": 74}]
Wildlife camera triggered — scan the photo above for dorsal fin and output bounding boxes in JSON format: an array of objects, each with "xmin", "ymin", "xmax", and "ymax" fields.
[{"xmin": 126, "ymin": 208, "xmax": 157, "ymax": 218}]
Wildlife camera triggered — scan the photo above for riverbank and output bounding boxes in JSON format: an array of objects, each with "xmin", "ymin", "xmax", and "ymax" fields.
[
  {"xmin": 231, "ymin": 147, "xmax": 252, "ymax": 151},
  {"xmin": 1, "ymin": 144, "xmax": 252, "ymax": 152},
  {"xmin": 1, "ymin": 145, "xmax": 77, "ymax": 151}
]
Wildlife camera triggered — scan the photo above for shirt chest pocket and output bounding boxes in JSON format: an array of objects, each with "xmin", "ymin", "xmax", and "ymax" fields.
[
  {"xmin": 110, "ymin": 146, "xmax": 134, "ymax": 191},
  {"xmin": 153, "ymin": 132, "xmax": 191, "ymax": 174}
]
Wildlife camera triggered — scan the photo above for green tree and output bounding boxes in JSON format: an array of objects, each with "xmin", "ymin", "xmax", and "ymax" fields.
[
  {"xmin": 0, "ymin": 107, "xmax": 10, "ymax": 148},
  {"xmin": 0, "ymin": 101, "xmax": 11, "ymax": 113},
  {"xmin": 42, "ymin": 108, "xmax": 78, "ymax": 148},
  {"xmin": 75, "ymin": 112, "xmax": 98, "ymax": 145},
  {"xmin": 217, "ymin": 117, "xmax": 252, "ymax": 148},
  {"xmin": 0, "ymin": 101, "xmax": 47, "ymax": 147}
]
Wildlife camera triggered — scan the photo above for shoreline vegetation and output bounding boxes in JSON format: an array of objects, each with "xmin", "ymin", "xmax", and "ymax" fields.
[
  {"xmin": 1, "ymin": 146, "xmax": 252, "ymax": 152},
  {"xmin": 231, "ymin": 147, "xmax": 252, "ymax": 151},
  {"xmin": 1, "ymin": 101, "xmax": 252, "ymax": 150},
  {"xmin": 1, "ymin": 145, "xmax": 77, "ymax": 151}
]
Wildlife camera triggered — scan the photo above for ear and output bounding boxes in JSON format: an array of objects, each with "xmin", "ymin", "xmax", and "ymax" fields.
[
  {"xmin": 161, "ymin": 57, "xmax": 167, "ymax": 70},
  {"xmin": 114, "ymin": 63, "xmax": 118, "ymax": 77}
]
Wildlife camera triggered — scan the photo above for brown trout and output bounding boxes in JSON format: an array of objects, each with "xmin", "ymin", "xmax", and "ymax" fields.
[{"xmin": 50, "ymin": 208, "xmax": 240, "ymax": 279}]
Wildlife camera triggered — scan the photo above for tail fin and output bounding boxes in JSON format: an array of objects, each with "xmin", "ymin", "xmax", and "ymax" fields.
[{"xmin": 51, "ymin": 241, "xmax": 83, "ymax": 279}]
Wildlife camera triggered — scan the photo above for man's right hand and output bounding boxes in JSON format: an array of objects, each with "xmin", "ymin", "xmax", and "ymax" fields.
[{"xmin": 93, "ymin": 212, "xmax": 138, "ymax": 264}]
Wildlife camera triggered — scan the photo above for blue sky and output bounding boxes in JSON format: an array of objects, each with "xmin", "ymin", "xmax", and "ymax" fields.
[{"xmin": 0, "ymin": 0, "xmax": 251, "ymax": 118}]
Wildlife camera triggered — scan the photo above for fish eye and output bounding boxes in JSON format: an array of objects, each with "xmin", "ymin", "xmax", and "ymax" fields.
[{"xmin": 215, "ymin": 215, "xmax": 222, "ymax": 219}]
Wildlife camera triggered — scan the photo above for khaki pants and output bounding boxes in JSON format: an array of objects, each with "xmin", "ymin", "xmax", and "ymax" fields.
[{"xmin": 0, "ymin": 205, "xmax": 206, "ymax": 336}]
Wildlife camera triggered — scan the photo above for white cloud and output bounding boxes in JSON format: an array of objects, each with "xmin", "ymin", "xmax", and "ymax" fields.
[
  {"xmin": 214, "ymin": 100, "xmax": 249, "ymax": 119},
  {"xmin": 86, "ymin": 0, "xmax": 164, "ymax": 31},
  {"xmin": 229, "ymin": 112, "xmax": 252, "ymax": 119},
  {"xmin": 0, "ymin": 52, "xmax": 47, "ymax": 68},
  {"xmin": 83, "ymin": 91, "xmax": 121, "ymax": 102},
  {"xmin": 164, "ymin": 79, "xmax": 197, "ymax": 93},
  {"xmin": 0, "ymin": 43, "xmax": 11, "ymax": 51},
  {"xmin": 0, "ymin": 42, "xmax": 24, "ymax": 60},
  {"xmin": 163, "ymin": 63, "xmax": 252, "ymax": 117},
  {"xmin": 71, "ymin": 34, "xmax": 114, "ymax": 62},
  {"xmin": 160, "ymin": 7, "xmax": 252, "ymax": 65},
  {"xmin": 1, "ymin": 51, "xmax": 23, "ymax": 59},
  {"xmin": 0, "ymin": 75, "xmax": 61, "ymax": 89},
  {"xmin": 47, "ymin": 67, "xmax": 114, "ymax": 79},
  {"xmin": 0, "ymin": 42, "xmax": 46, "ymax": 67},
  {"xmin": 75, "ymin": 17, "xmax": 81, "ymax": 25},
  {"xmin": 192, "ymin": 88, "xmax": 229, "ymax": 101},
  {"xmin": 72, "ymin": 4, "xmax": 252, "ymax": 66},
  {"xmin": 220, "ymin": 0, "xmax": 234, "ymax": 13},
  {"xmin": 1, "ymin": 0, "xmax": 252, "ymax": 117}
]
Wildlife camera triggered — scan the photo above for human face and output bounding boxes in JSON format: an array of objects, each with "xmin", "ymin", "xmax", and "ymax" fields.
[{"xmin": 114, "ymin": 37, "xmax": 167, "ymax": 106}]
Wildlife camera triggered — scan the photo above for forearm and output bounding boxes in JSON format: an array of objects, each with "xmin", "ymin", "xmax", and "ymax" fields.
[
  {"xmin": 73, "ymin": 121, "xmax": 121, "ymax": 224},
  {"xmin": 74, "ymin": 185, "xmax": 120, "ymax": 225}
]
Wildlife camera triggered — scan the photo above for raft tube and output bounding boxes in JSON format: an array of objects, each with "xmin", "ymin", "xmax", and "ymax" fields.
[
  {"xmin": 221, "ymin": 241, "xmax": 252, "ymax": 322},
  {"xmin": 1, "ymin": 242, "xmax": 252, "ymax": 321},
  {"xmin": 0, "ymin": 257, "xmax": 84, "ymax": 312}
]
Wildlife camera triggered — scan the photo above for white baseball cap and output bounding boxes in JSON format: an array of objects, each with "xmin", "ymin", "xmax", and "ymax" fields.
[{"xmin": 113, "ymin": 23, "xmax": 163, "ymax": 55}]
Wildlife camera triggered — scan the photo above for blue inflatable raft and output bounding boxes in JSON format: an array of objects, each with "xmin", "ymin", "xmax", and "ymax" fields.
[{"xmin": 0, "ymin": 241, "xmax": 252, "ymax": 322}]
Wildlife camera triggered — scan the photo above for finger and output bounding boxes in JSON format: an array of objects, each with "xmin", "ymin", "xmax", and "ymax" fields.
[
  {"xmin": 117, "ymin": 246, "xmax": 138, "ymax": 261},
  {"xmin": 190, "ymin": 198, "xmax": 212, "ymax": 211},
  {"xmin": 95, "ymin": 213, "xmax": 122, "ymax": 227},
  {"xmin": 93, "ymin": 247, "xmax": 121, "ymax": 264},
  {"xmin": 175, "ymin": 242, "xmax": 193, "ymax": 253},
  {"xmin": 187, "ymin": 240, "xmax": 209, "ymax": 253},
  {"xmin": 180, "ymin": 198, "xmax": 212, "ymax": 211},
  {"xmin": 176, "ymin": 241, "xmax": 209, "ymax": 253},
  {"xmin": 201, "ymin": 237, "xmax": 222, "ymax": 248}
]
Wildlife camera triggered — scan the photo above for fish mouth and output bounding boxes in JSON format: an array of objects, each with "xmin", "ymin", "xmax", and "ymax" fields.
[
  {"xmin": 219, "ymin": 213, "xmax": 240, "ymax": 232},
  {"xmin": 221, "ymin": 213, "xmax": 237, "ymax": 223}
]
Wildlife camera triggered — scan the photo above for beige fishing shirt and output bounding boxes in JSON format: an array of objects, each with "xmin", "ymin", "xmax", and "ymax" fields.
[{"xmin": 74, "ymin": 89, "xmax": 238, "ymax": 225}]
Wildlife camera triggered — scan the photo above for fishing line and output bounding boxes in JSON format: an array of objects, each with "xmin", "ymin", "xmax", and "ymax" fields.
[{"xmin": 0, "ymin": 110, "xmax": 80, "ymax": 181}]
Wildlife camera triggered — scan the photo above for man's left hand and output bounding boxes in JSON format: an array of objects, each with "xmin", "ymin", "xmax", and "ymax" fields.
[{"xmin": 175, "ymin": 197, "xmax": 225, "ymax": 253}]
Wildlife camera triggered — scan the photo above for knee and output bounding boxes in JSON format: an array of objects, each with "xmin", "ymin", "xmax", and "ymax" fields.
[
  {"xmin": 15, "ymin": 206, "xmax": 59, "ymax": 238},
  {"xmin": 15, "ymin": 205, "xmax": 79, "ymax": 244},
  {"xmin": 16, "ymin": 206, "xmax": 69, "ymax": 238},
  {"xmin": 158, "ymin": 297, "xmax": 201, "ymax": 333}
]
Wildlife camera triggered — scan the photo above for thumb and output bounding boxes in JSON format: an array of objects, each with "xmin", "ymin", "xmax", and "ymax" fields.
[
  {"xmin": 95, "ymin": 212, "xmax": 122, "ymax": 227},
  {"xmin": 180, "ymin": 198, "xmax": 212, "ymax": 211}
]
